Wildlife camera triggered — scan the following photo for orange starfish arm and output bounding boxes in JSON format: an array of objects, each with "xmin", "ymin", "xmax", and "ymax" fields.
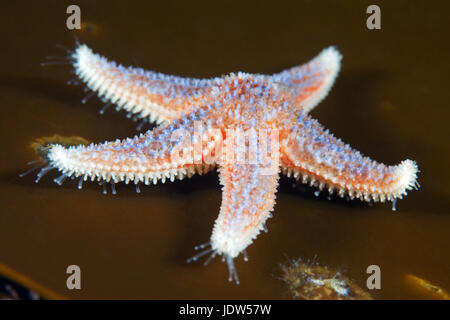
[
  {"xmin": 43, "ymin": 111, "xmax": 220, "ymax": 187},
  {"xmin": 273, "ymin": 47, "xmax": 342, "ymax": 113},
  {"xmin": 206, "ymin": 161, "xmax": 279, "ymax": 283},
  {"xmin": 72, "ymin": 45, "xmax": 215, "ymax": 124},
  {"xmin": 280, "ymin": 113, "xmax": 418, "ymax": 206}
]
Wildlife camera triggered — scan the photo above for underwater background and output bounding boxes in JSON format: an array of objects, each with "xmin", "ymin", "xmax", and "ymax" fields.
[{"xmin": 0, "ymin": 0, "xmax": 449, "ymax": 299}]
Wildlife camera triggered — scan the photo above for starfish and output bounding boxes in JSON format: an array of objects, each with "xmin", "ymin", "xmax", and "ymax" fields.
[{"xmin": 31, "ymin": 44, "xmax": 419, "ymax": 284}]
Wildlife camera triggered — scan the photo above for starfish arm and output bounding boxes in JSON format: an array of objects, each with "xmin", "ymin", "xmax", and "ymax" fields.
[
  {"xmin": 72, "ymin": 44, "xmax": 215, "ymax": 124},
  {"xmin": 280, "ymin": 114, "xmax": 419, "ymax": 205},
  {"xmin": 42, "ymin": 112, "xmax": 221, "ymax": 186},
  {"xmin": 210, "ymin": 163, "xmax": 279, "ymax": 260},
  {"xmin": 272, "ymin": 46, "xmax": 342, "ymax": 113}
]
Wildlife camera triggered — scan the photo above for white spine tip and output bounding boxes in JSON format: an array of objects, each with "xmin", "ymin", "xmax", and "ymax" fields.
[
  {"xmin": 392, "ymin": 198, "xmax": 397, "ymax": 212},
  {"xmin": 392, "ymin": 160, "xmax": 419, "ymax": 197},
  {"xmin": 226, "ymin": 256, "xmax": 240, "ymax": 285}
]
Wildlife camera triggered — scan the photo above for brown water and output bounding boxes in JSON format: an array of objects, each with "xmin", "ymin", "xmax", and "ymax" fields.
[{"xmin": 0, "ymin": 0, "xmax": 449, "ymax": 299}]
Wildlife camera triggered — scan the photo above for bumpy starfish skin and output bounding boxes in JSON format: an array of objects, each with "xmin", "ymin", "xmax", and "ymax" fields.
[
  {"xmin": 73, "ymin": 44, "xmax": 339, "ymax": 123},
  {"xmin": 37, "ymin": 44, "xmax": 419, "ymax": 283}
]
